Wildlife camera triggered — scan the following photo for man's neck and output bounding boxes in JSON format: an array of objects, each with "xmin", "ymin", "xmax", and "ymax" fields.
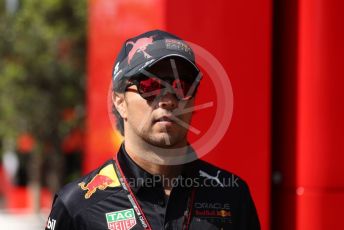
[
  {"xmin": 124, "ymin": 139, "xmax": 188, "ymax": 195},
  {"xmin": 123, "ymin": 139, "xmax": 186, "ymax": 179},
  {"xmin": 125, "ymin": 149, "xmax": 183, "ymax": 179}
]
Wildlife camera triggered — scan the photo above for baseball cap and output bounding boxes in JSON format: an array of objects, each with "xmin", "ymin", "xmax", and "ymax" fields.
[{"xmin": 112, "ymin": 30, "xmax": 200, "ymax": 83}]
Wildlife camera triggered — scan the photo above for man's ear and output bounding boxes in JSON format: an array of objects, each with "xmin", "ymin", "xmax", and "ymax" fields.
[{"xmin": 112, "ymin": 92, "xmax": 127, "ymax": 119}]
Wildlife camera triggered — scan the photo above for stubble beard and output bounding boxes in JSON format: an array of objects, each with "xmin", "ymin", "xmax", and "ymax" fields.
[{"xmin": 141, "ymin": 125, "xmax": 188, "ymax": 149}]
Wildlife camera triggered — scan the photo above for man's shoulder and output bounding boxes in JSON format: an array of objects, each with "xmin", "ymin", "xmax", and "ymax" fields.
[
  {"xmin": 195, "ymin": 159, "xmax": 251, "ymax": 192},
  {"xmin": 55, "ymin": 159, "xmax": 122, "ymax": 216},
  {"xmin": 194, "ymin": 160, "xmax": 260, "ymax": 229}
]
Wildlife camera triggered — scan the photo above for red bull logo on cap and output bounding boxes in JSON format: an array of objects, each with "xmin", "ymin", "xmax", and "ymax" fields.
[
  {"xmin": 126, "ymin": 36, "xmax": 155, "ymax": 65},
  {"xmin": 79, "ymin": 164, "xmax": 120, "ymax": 199}
]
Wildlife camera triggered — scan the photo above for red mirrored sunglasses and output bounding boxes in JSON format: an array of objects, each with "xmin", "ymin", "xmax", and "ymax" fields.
[{"xmin": 125, "ymin": 74, "xmax": 201, "ymax": 101}]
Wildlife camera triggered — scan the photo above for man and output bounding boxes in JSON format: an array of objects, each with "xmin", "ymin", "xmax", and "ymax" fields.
[{"xmin": 45, "ymin": 30, "xmax": 260, "ymax": 230}]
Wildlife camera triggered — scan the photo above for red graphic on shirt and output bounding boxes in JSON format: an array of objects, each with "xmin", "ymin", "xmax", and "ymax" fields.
[
  {"xmin": 126, "ymin": 36, "xmax": 154, "ymax": 64},
  {"xmin": 108, "ymin": 219, "xmax": 136, "ymax": 230},
  {"xmin": 78, "ymin": 175, "xmax": 114, "ymax": 199},
  {"xmin": 195, "ymin": 209, "xmax": 231, "ymax": 217}
]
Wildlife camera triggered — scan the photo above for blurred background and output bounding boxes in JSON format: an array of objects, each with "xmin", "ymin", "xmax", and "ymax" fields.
[
  {"xmin": 0, "ymin": 0, "xmax": 343, "ymax": 230},
  {"xmin": 0, "ymin": 0, "xmax": 86, "ymax": 228}
]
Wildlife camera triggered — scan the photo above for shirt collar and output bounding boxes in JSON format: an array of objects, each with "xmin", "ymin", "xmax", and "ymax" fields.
[{"xmin": 115, "ymin": 142, "xmax": 200, "ymax": 194}]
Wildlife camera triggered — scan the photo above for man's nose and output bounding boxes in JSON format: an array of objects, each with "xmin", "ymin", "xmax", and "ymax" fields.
[{"xmin": 158, "ymin": 89, "xmax": 178, "ymax": 110}]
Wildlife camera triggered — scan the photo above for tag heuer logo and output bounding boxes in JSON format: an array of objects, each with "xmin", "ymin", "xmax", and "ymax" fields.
[{"xmin": 106, "ymin": 209, "xmax": 137, "ymax": 230}]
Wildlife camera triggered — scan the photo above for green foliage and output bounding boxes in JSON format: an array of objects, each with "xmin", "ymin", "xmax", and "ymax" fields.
[{"xmin": 0, "ymin": 0, "xmax": 86, "ymax": 142}]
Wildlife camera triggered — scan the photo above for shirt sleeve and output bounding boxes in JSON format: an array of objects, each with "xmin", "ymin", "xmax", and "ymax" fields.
[
  {"xmin": 45, "ymin": 195, "xmax": 75, "ymax": 230},
  {"xmin": 238, "ymin": 184, "xmax": 261, "ymax": 230},
  {"xmin": 246, "ymin": 194, "xmax": 261, "ymax": 230}
]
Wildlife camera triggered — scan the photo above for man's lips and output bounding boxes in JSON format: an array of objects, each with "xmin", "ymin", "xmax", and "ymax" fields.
[{"xmin": 154, "ymin": 115, "xmax": 175, "ymax": 124}]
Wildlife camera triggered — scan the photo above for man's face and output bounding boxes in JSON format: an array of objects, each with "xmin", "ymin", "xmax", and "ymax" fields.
[{"xmin": 114, "ymin": 58, "xmax": 198, "ymax": 148}]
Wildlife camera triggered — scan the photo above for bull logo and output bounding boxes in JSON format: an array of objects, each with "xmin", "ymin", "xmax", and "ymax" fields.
[
  {"xmin": 126, "ymin": 36, "xmax": 155, "ymax": 64},
  {"xmin": 79, "ymin": 164, "xmax": 120, "ymax": 199},
  {"xmin": 217, "ymin": 209, "xmax": 231, "ymax": 217}
]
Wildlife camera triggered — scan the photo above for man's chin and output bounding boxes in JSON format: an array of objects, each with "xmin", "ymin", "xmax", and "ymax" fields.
[{"xmin": 146, "ymin": 133, "xmax": 185, "ymax": 149}]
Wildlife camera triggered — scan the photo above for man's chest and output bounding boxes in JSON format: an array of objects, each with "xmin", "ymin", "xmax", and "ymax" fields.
[{"xmin": 75, "ymin": 188, "xmax": 239, "ymax": 230}]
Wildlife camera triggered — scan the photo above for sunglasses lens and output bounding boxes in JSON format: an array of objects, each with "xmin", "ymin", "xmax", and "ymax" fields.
[
  {"xmin": 138, "ymin": 77, "xmax": 162, "ymax": 101},
  {"xmin": 134, "ymin": 75, "xmax": 198, "ymax": 101},
  {"xmin": 172, "ymin": 79, "xmax": 194, "ymax": 100}
]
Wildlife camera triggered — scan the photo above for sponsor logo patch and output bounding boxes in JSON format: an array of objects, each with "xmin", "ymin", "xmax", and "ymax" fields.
[
  {"xmin": 165, "ymin": 38, "xmax": 193, "ymax": 56},
  {"xmin": 79, "ymin": 164, "xmax": 121, "ymax": 199},
  {"xmin": 126, "ymin": 36, "xmax": 155, "ymax": 65},
  {"xmin": 46, "ymin": 217, "xmax": 56, "ymax": 230},
  {"xmin": 113, "ymin": 62, "xmax": 122, "ymax": 80},
  {"xmin": 199, "ymin": 170, "xmax": 224, "ymax": 187},
  {"xmin": 194, "ymin": 202, "xmax": 232, "ymax": 224},
  {"xmin": 106, "ymin": 209, "xmax": 137, "ymax": 230},
  {"xmin": 195, "ymin": 209, "xmax": 231, "ymax": 217}
]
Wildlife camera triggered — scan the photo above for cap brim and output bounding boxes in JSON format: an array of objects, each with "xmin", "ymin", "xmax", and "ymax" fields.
[{"xmin": 125, "ymin": 54, "xmax": 200, "ymax": 78}]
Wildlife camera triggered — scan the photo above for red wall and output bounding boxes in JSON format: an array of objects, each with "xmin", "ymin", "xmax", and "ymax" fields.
[
  {"xmin": 165, "ymin": 1, "xmax": 272, "ymax": 229},
  {"xmin": 271, "ymin": 0, "xmax": 344, "ymax": 229},
  {"xmin": 297, "ymin": 0, "xmax": 344, "ymax": 229},
  {"xmin": 86, "ymin": 0, "xmax": 272, "ymax": 229}
]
